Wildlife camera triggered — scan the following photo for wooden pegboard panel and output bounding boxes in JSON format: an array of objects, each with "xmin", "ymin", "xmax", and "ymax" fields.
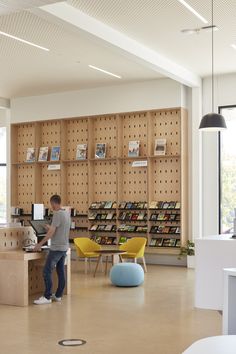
[
  {"xmin": 41, "ymin": 165, "xmax": 61, "ymax": 206},
  {"xmin": 67, "ymin": 162, "xmax": 88, "ymax": 213},
  {"xmin": 28, "ymin": 260, "xmax": 45, "ymax": 295},
  {"xmin": 122, "ymin": 160, "xmax": 147, "ymax": 201},
  {"xmin": 17, "ymin": 123, "xmax": 35, "ymax": 163},
  {"xmin": 41, "ymin": 120, "xmax": 61, "ymax": 146},
  {"xmin": 17, "ymin": 165, "xmax": 35, "ymax": 213},
  {"xmin": 93, "ymin": 115, "xmax": 117, "ymax": 158},
  {"xmin": 150, "ymin": 110, "xmax": 181, "ymax": 156},
  {"xmin": 122, "ymin": 112, "xmax": 148, "ymax": 157},
  {"xmin": 0, "ymin": 227, "xmax": 36, "ymax": 251},
  {"xmin": 93, "ymin": 160, "xmax": 117, "ymax": 200},
  {"xmin": 66, "ymin": 118, "xmax": 88, "ymax": 160},
  {"xmin": 151, "ymin": 157, "xmax": 180, "ymax": 200}
]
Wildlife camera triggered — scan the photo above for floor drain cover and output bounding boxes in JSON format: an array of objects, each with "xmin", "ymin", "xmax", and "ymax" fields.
[{"xmin": 58, "ymin": 339, "xmax": 86, "ymax": 347}]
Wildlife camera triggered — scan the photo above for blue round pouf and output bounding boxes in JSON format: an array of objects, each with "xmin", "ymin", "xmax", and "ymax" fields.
[{"xmin": 110, "ymin": 263, "xmax": 144, "ymax": 287}]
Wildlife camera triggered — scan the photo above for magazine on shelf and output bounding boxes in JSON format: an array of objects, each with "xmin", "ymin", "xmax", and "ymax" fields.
[
  {"xmin": 95, "ymin": 143, "xmax": 106, "ymax": 159},
  {"xmin": 150, "ymin": 214, "xmax": 158, "ymax": 221},
  {"xmin": 169, "ymin": 214, "xmax": 176, "ymax": 221},
  {"xmin": 26, "ymin": 147, "xmax": 36, "ymax": 162},
  {"xmin": 76, "ymin": 144, "xmax": 87, "ymax": 160},
  {"xmin": 128, "ymin": 140, "xmax": 140, "ymax": 157},
  {"xmin": 169, "ymin": 227, "xmax": 177, "ymax": 234},
  {"xmin": 88, "ymin": 212, "xmax": 97, "ymax": 220},
  {"xmin": 154, "ymin": 139, "xmax": 166, "ymax": 156},
  {"xmin": 50, "ymin": 146, "xmax": 60, "ymax": 161},
  {"xmin": 168, "ymin": 201, "xmax": 176, "ymax": 209},
  {"xmin": 90, "ymin": 225, "xmax": 98, "ymax": 231},
  {"xmin": 37, "ymin": 146, "xmax": 46, "ymax": 163},
  {"xmin": 104, "ymin": 224, "xmax": 113, "ymax": 232}
]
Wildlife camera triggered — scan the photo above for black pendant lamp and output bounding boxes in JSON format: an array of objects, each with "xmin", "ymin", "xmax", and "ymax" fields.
[{"xmin": 199, "ymin": 0, "xmax": 227, "ymax": 131}]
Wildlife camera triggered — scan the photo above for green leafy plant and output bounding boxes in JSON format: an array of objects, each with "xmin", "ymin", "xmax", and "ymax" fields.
[{"xmin": 178, "ymin": 240, "xmax": 195, "ymax": 259}]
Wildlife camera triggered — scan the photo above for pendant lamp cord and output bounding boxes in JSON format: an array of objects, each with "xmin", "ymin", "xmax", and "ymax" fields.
[{"xmin": 211, "ymin": 0, "xmax": 214, "ymax": 112}]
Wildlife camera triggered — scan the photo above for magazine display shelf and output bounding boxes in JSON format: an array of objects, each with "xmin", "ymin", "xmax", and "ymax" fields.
[{"xmin": 11, "ymin": 108, "xmax": 188, "ymax": 254}]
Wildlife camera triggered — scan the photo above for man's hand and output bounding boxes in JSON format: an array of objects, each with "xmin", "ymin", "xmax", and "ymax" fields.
[{"xmin": 33, "ymin": 243, "xmax": 42, "ymax": 252}]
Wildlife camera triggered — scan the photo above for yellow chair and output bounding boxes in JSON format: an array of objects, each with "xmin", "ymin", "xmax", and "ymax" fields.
[
  {"xmin": 74, "ymin": 237, "xmax": 101, "ymax": 274},
  {"xmin": 119, "ymin": 237, "xmax": 147, "ymax": 272}
]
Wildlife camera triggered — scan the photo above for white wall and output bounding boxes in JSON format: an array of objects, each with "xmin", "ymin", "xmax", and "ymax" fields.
[
  {"xmin": 202, "ymin": 73, "xmax": 236, "ymax": 236},
  {"xmin": 11, "ymin": 79, "xmax": 183, "ymax": 122}
]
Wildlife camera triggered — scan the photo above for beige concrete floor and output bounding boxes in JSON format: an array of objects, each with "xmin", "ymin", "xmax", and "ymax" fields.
[{"xmin": 0, "ymin": 263, "xmax": 221, "ymax": 354}]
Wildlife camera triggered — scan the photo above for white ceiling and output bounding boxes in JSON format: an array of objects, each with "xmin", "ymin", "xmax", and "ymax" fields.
[
  {"xmin": 69, "ymin": 0, "xmax": 236, "ymax": 77},
  {"xmin": 0, "ymin": 0, "xmax": 236, "ymax": 98},
  {"xmin": 0, "ymin": 7, "xmax": 162, "ymax": 98},
  {"xmin": 0, "ymin": 1, "xmax": 62, "ymax": 15}
]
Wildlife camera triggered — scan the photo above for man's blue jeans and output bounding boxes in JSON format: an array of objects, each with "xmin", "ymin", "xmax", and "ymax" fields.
[{"xmin": 43, "ymin": 250, "xmax": 67, "ymax": 300}]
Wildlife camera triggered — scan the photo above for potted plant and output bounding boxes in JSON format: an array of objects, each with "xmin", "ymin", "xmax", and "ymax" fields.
[{"xmin": 178, "ymin": 240, "xmax": 195, "ymax": 268}]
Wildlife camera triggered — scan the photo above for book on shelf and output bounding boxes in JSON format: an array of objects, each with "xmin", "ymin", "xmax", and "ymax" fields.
[
  {"xmin": 156, "ymin": 238, "xmax": 164, "ymax": 247},
  {"xmin": 106, "ymin": 212, "xmax": 115, "ymax": 220},
  {"xmin": 104, "ymin": 201, "xmax": 113, "ymax": 209},
  {"xmin": 175, "ymin": 202, "xmax": 181, "ymax": 209},
  {"xmin": 163, "ymin": 226, "xmax": 170, "ymax": 234},
  {"xmin": 169, "ymin": 227, "xmax": 177, "ymax": 234},
  {"xmin": 162, "ymin": 202, "xmax": 169, "ymax": 209},
  {"xmin": 100, "ymin": 214, "xmax": 107, "ymax": 220},
  {"xmin": 157, "ymin": 213, "xmax": 165, "ymax": 221},
  {"xmin": 175, "ymin": 214, "xmax": 181, "ymax": 221},
  {"xmin": 168, "ymin": 201, "xmax": 176, "ymax": 209},
  {"xmin": 38, "ymin": 147, "xmax": 48, "ymax": 162},
  {"xmin": 95, "ymin": 236, "xmax": 101, "ymax": 244},
  {"xmin": 157, "ymin": 201, "xmax": 164, "ymax": 209},
  {"xmin": 112, "ymin": 225, "xmax": 117, "ymax": 232},
  {"xmin": 169, "ymin": 239, "xmax": 177, "ymax": 247},
  {"xmin": 150, "ymin": 238, "xmax": 157, "ymax": 247},
  {"xmin": 26, "ymin": 147, "xmax": 36, "ymax": 162},
  {"xmin": 104, "ymin": 224, "xmax": 113, "ymax": 232},
  {"xmin": 136, "ymin": 226, "xmax": 148, "ymax": 233},
  {"xmin": 97, "ymin": 225, "xmax": 106, "ymax": 231},
  {"xmin": 90, "ymin": 225, "xmax": 98, "ymax": 231},
  {"xmin": 162, "ymin": 239, "xmax": 172, "ymax": 247},
  {"xmin": 50, "ymin": 146, "xmax": 60, "ymax": 161},
  {"xmin": 149, "ymin": 201, "xmax": 158, "ymax": 209},
  {"xmin": 128, "ymin": 140, "xmax": 140, "ymax": 157},
  {"xmin": 150, "ymin": 214, "xmax": 158, "ymax": 221},
  {"xmin": 176, "ymin": 227, "xmax": 181, "ymax": 234},
  {"xmin": 154, "ymin": 138, "xmax": 166, "ymax": 156},
  {"xmin": 119, "ymin": 202, "xmax": 126, "ymax": 209},
  {"xmin": 175, "ymin": 239, "xmax": 181, "ymax": 248},
  {"xmin": 88, "ymin": 212, "xmax": 97, "ymax": 220},
  {"xmin": 169, "ymin": 214, "xmax": 176, "ymax": 221},
  {"xmin": 119, "ymin": 236, "xmax": 128, "ymax": 245},
  {"xmin": 76, "ymin": 144, "xmax": 87, "ymax": 160},
  {"xmin": 95, "ymin": 143, "xmax": 106, "ymax": 159},
  {"xmin": 137, "ymin": 212, "xmax": 146, "ymax": 221}
]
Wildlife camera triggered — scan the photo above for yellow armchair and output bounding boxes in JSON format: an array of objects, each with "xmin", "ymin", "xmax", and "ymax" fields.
[
  {"xmin": 119, "ymin": 237, "xmax": 147, "ymax": 272},
  {"xmin": 74, "ymin": 237, "xmax": 101, "ymax": 274}
]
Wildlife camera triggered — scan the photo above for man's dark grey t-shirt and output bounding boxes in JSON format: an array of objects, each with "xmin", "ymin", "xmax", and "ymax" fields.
[{"xmin": 51, "ymin": 209, "xmax": 70, "ymax": 251}]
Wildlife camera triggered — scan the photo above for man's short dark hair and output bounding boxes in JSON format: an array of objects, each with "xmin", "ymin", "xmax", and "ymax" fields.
[{"xmin": 50, "ymin": 195, "xmax": 61, "ymax": 204}]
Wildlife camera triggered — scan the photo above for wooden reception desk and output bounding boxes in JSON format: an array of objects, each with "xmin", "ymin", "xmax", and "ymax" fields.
[{"xmin": 0, "ymin": 226, "xmax": 71, "ymax": 306}]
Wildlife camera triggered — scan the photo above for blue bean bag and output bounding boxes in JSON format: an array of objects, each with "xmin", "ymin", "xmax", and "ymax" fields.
[{"xmin": 110, "ymin": 263, "xmax": 144, "ymax": 287}]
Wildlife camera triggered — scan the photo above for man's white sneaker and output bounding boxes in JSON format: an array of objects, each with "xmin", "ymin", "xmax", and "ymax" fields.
[
  {"xmin": 51, "ymin": 294, "xmax": 62, "ymax": 302},
  {"xmin": 34, "ymin": 296, "xmax": 52, "ymax": 305}
]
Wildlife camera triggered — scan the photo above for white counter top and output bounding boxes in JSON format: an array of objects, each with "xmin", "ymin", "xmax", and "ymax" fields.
[{"xmin": 195, "ymin": 235, "xmax": 236, "ymax": 310}]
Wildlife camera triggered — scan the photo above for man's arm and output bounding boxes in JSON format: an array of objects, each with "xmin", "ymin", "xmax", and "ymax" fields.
[{"xmin": 33, "ymin": 225, "xmax": 56, "ymax": 251}]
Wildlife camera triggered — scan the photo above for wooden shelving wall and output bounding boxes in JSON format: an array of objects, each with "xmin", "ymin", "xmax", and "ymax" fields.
[{"xmin": 11, "ymin": 107, "xmax": 188, "ymax": 255}]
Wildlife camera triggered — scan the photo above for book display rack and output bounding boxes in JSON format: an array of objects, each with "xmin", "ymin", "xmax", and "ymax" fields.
[{"xmin": 11, "ymin": 108, "xmax": 188, "ymax": 255}]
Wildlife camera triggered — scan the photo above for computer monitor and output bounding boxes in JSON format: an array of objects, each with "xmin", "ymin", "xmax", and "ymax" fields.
[
  {"xmin": 31, "ymin": 204, "xmax": 44, "ymax": 220},
  {"xmin": 29, "ymin": 220, "xmax": 48, "ymax": 236}
]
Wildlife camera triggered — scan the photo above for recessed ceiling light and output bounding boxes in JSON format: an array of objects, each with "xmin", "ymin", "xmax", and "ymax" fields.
[
  {"xmin": 88, "ymin": 65, "xmax": 121, "ymax": 79},
  {"xmin": 231, "ymin": 44, "xmax": 236, "ymax": 50},
  {"xmin": 177, "ymin": 0, "xmax": 208, "ymax": 24},
  {"xmin": 0, "ymin": 30, "xmax": 49, "ymax": 51}
]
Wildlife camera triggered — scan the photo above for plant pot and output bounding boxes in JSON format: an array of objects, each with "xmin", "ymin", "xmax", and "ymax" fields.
[{"xmin": 187, "ymin": 255, "xmax": 195, "ymax": 269}]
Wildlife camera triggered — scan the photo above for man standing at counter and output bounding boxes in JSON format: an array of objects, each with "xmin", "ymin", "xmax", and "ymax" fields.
[{"xmin": 33, "ymin": 195, "xmax": 70, "ymax": 305}]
